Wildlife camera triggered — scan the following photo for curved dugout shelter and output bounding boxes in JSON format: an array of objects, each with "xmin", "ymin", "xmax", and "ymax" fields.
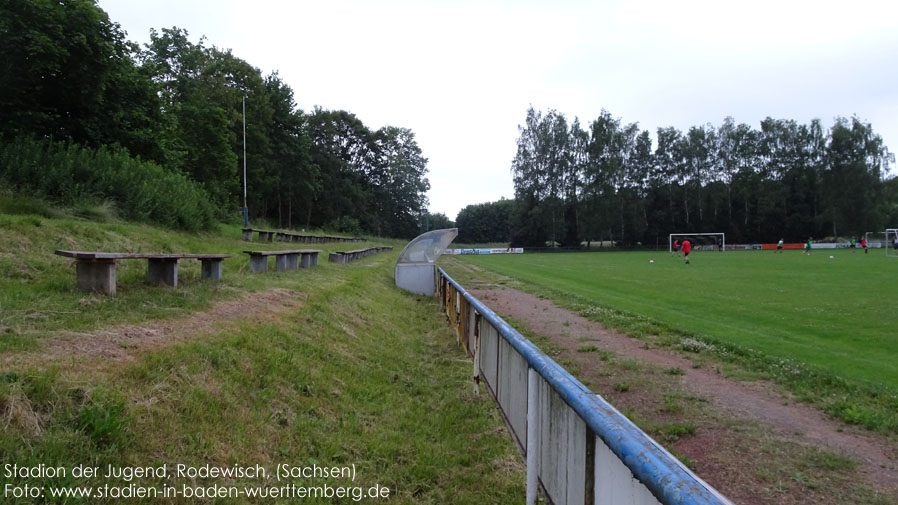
[{"xmin": 394, "ymin": 228, "xmax": 458, "ymax": 296}]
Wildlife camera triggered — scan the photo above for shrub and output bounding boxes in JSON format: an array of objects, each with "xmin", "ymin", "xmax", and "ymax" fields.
[
  {"xmin": 327, "ymin": 215, "xmax": 362, "ymax": 235},
  {"xmin": 0, "ymin": 137, "xmax": 217, "ymax": 231}
]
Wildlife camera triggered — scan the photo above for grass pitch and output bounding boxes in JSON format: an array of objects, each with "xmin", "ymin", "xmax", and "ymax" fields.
[{"xmin": 450, "ymin": 248, "xmax": 898, "ymax": 431}]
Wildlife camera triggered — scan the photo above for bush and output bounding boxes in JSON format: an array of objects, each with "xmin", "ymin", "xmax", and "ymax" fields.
[
  {"xmin": 0, "ymin": 137, "xmax": 217, "ymax": 231},
  {"xmin": 0, "ymin": 189, "xmax": 58, "ymax": 218},
  {"xmin": 327, "ymin": 215, "xmax": 362, "ymax": 235}
]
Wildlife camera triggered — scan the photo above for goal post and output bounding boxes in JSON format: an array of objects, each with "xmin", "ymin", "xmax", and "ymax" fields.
[
  {"xmin": 886, "ymin": 229, "xmax": 898, "ymax": 257},
  {"xmin": 669, "ymin": 233, "xmax": 725, "ymax": 253}
]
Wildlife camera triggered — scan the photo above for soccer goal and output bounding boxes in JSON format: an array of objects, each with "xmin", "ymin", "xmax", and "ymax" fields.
[
  {"xmin": 886, "ymin": 228, "xmax": 898, "ymax": 258},
  {"xmin": 669, "ymin": 232, "xmax": 725, "ymax": 253}
]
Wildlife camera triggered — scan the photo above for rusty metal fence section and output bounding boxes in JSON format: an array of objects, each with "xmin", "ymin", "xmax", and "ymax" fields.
[
  {"xmin": 440, "ymin": 275, "xmax": 471, "ymax": 357},
  {"xmin": 436, "ymin": 267, "xmax": 734, "ymax": 505}
]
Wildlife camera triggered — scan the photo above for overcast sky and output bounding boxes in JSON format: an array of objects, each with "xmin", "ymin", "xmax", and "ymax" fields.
[{"xmin": 99, "ymin": 0, "xmax": 898, "ymax": 221}]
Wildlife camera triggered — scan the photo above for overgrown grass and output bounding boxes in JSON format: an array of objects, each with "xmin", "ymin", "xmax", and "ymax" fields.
[
  {"xmin": 0, "ymin": 215, "xmax": 524, "ymax": 503},
  {"xmin": 441, "ymin": 251, "xmax": 898, "ymax": 433},
  {"xmin": 0, "ymin": 214, "xmax": 399, "ymax": 343},
  {"xmin": 0, "ymin": 137, "xmax": 216, "ymax": 230}
]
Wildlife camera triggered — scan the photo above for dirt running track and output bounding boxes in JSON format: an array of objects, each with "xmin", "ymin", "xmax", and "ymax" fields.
[{"xmin": 470, "ymin": 287, "xmax": 898, "ymax": 504}]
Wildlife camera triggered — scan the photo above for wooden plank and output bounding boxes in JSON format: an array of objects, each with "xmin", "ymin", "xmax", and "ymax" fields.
[
  {"xmin": 334, "ymin": 247, "xmax": 383, "ymax": 255},
  {"xmin": 243, "ymin": 249, "xmax": 321, "ymax": 256},
  {"xmin": 55, "ymin": 250, "xmax": 230, "ymax": 260}
]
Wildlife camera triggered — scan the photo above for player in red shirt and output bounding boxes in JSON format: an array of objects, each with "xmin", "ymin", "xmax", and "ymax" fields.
[{"xmin": 682, "ymin": 239, "xmax": 691, "ymax": 264}]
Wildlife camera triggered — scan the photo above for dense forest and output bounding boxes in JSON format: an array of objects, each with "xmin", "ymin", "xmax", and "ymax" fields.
[
  {"xmin": 0, "ymin": 0, "xmax": 430, "ymax": 237},
  {"xmin": 506, "ymin": 107, "xmax": 897, "ymax": 247}
]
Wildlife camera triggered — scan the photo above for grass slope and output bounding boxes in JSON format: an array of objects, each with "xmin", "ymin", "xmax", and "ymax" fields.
[{"xmin": 0, "ymin": 213, "xmax": 523, "ymax": 504}]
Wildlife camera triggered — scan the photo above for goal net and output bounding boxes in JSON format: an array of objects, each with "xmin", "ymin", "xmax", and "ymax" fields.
[
  {"xmin": 887, "ymin": 229, "xmax": 898, "ymax": 258},
  {"xmin": 669, "ymin": 233, "xmax": 725, "ymax": 253}
]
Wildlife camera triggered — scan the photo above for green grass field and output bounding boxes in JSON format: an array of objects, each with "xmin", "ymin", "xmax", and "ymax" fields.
[{"xmin": 448, "ymin": 248, "xmax": 898, "ymax": 431}]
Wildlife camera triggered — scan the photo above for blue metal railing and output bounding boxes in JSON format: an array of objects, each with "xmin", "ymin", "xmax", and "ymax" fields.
[{"xmin": 437, "ymin": 267, "xmax": 732, "ymax": 505}]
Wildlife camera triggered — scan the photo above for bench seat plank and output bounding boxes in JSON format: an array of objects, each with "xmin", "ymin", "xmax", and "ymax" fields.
[
  {"xmin": 328, "ymin": 246, "xmax": 392, "ymax": 264},
  {"xmin": 55, "ymin": 250, "xmax": 231, "ymax": 294},
  {"xmin": 55, "ymin": 251, "xmax": 231, "ymax": 260},
  {"xmin": 242, "ymin": 250, "xmax": 320, "ymax": 256}
]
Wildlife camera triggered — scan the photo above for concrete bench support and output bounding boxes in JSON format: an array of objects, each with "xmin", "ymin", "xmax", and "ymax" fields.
[
  {"xmin": 76, "ymin": 260, "xmax": 117, "ymax": 294},
  {"xmin": 244, "ymin": 249, "xmax": 320, "ymax": 273},
  {"xmin": 201, "ymin": 258, "xmax": 224, "ymax": 281},
  {"xmin": 249, "ymin": 255, "xmax": 269, "ymax": 273},
  {"xmin": 147, "ymin": 258, "xmax": 179, "ymax": 286},
  {"xmin": 242, "ymin": 229, "xmax": 253, "ymax": 241},
  {"xmin": 275, "ymin": 254, "xmax": 289, "ymax": 272}
]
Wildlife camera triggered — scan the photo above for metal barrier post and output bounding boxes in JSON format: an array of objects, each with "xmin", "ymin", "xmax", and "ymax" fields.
[
  {"xmin": 526, "ymin": 366, "xmax": 540, "ymax": 505},
  {"xmin": 473, "ymin": 312, "xmax": 482, "ymax": 395}
]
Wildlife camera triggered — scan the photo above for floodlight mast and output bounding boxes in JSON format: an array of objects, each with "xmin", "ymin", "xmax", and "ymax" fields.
[{"xmin": 242, "ymin": 95, "xmax": 249, "ymax": 227}]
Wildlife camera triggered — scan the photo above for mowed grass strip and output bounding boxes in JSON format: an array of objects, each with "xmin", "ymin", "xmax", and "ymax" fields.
[
  {"xmin": 0, "ymin": 214, "xmax": 524, "ymax": 504},
  {"xmin": 446, "ymin": 249, "xmax": 898, "ymax": 431}
]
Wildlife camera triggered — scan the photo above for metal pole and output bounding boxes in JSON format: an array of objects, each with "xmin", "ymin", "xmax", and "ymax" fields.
[
  {"xmin": 242, "ymin": 96, "xmax": 249, "ymax": 227},
  {"xmin": 472, "ymin": 312, "xmax": 480, "ymax": 396},
  {"xmin": 526, "ymin": 367, "xmax": 540, "ymax": 505}
]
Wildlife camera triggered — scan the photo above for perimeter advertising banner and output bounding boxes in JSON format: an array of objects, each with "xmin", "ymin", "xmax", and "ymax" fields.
[{"xmin": 443, "ymin": 248, "xmax": 524, "ymax": 255}]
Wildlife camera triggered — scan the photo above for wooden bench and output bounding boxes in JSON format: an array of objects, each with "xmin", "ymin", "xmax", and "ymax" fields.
[
  {"xmin": 243, "ymin": 249, "xmax": 320, "ymax": 273},
  {"xmin": 328, "ymin": 246, "xmax": 393, "ymax": 264},
  {"xmin": 54, "ymin": 250, "xmax": 231, "ymax": 294},
  {"xmin": 242, "ymin": 228, "xmax": 366, "ymax": 244},
  {"xmin": 242, "ymin": 228, "xmax": 276, "ymax": 242}
]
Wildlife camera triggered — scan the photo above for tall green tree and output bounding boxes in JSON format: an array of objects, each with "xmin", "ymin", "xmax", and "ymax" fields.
[
  {"xmin": 822, "ymin": 117, "xmax": 889, "ymax": 237},
  {"xmin": 375, "ymin": 126, "xmax": 430, "ymax": 238},
  {"xmin": 456, "ymin": 199, "xmax": 514, "ymax": 243},
  {"xmin": 510, "ymin": 107, "xmax": 571, "ymax": 246},
  {"xmin": 0, "ymin": 0, "xmax": 164, "ymax": 159},
  {"xmin": 305, "ymin": 108, "xmax": 377, "ymax": 231},
  {"xmin": 141, "ymin": 28, "xmax": 237, "ymax": 207},
  {"xmin": 265, "ymin": 73, "xmax": 318, "ymax": 228},
  {"xmin": 425, "ymin": 212, "xmax": 454, "ymax": 232},
  {"xmin": 511, "ymin": 107, "xmax": 893, "ymax": 246}
]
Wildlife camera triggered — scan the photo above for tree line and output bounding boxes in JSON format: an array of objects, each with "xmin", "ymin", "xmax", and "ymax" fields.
[
  {"xmin": 0, "ymin": 0, "xmax": 429, "ymax": 237},
  {"xmin": 507, "ymin": 107, "xmax": 896, "ymax": 247}
]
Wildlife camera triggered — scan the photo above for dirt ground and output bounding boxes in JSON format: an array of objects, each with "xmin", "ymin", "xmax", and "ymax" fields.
[
  {"xmin": 470, "ymin": 287, "xmax": 898, "ymax": 505},
  {"xmin": 2, "ymin": 288, "xmax": 305, "ymax": 373}
]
